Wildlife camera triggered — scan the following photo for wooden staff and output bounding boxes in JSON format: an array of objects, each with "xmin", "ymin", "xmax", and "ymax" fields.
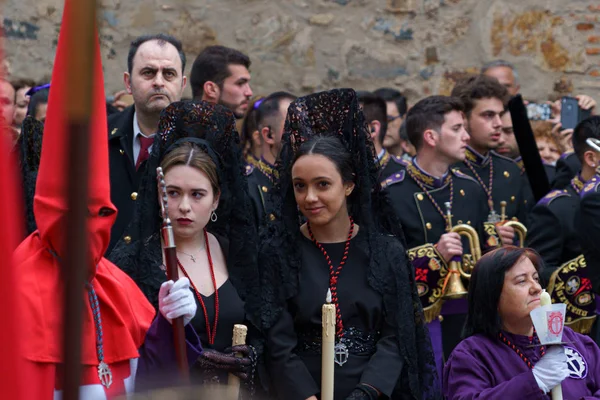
[
  {"xmin": 157, "ymin": 167, "xmax": 190, "ymax": 381},
  {"xmin": 61, "ymin": 0, "xmax": 97, "ymax": 398},
  {"xmin": 227, "ymin": 324, "xmax": 248, "ymax": 400}
]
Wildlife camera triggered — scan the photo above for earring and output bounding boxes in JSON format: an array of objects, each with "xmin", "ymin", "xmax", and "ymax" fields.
[{"xmin": 210, "ymin": 211, "xmax": 218, "ymax": 222}]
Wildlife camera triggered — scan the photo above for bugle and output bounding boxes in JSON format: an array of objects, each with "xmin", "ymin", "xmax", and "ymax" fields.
[
  {"xmin": 442, "ymin": 202, "xmax": 482, "ymax": 300},
  {"xmin": 499, "ymin": 201, "xmax": 527, "ymax": 247}
]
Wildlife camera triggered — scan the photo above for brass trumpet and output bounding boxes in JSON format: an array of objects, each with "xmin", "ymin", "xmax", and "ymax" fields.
[
  {"xmin": 442, "ymin": 202, "xmax": 482, "ymax": 300},
  {"xmin": 500, "ymin": 201, "xmax": 527, "ymax": 248}
]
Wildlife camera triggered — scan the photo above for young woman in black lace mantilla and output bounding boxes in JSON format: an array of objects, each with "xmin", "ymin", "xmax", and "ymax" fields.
[
  {"xmin": 259, "ymin": 89, "xmax": 441, "ymax": 400},
  {"xmin": 108, "ymin": 101, "xmax": 264, "ymax": 394}
]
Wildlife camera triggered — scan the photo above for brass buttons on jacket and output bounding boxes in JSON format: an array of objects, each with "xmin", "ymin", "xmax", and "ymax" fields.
[
  {"xmin": 124, "ymin": 236, "xmax": 132, "ymax": 244},
  {"xmin": 426, "ymin": 222, "xmax": 432, "ymax": 230},
  {"xmin": 438, "ymin": 315, "xmax": 444, "ymax": 322},
  {"xmin": 119, "ymin": 149, "xmax": 124, "ymax": 155},
  {"xmin": 511, "ymin": 196, "xmax": 515, "ymax": 202},
  {"xmin": 504, "ymin": 171, "xmax": 510, "ymax": 178},
  {"xmin": 460, "ymin": 189, "xmax": 465, "ymax": 196},
  {"xmin": 269, "ymin": 214, "xmax": 276, "ymax": 221},
  {"xmin": 131, "ymin": 192, "xmax": 138, "ymax": 201},
  {"xmin": 417, "ymin": 194, "xmax": 424, "ymax": 201},
  {"xmin": 262, "ymin": 186, "xmax": 268, "ymax": 193}
]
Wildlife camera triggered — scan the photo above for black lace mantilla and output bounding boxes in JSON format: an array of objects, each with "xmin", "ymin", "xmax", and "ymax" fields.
[
  {"xmin": 259, "ymin": 89, "xmax": 440, "ymax": 399},
  {"xmin": 16, "ymin": 116, "xmax": 44, "ymax": 235},
  {"xmin": 108, "ymin": 101, "xmax": 260, "ymax": 326}
]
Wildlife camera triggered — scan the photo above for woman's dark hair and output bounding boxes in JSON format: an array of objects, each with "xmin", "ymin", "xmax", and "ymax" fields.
[
  {"xmin": 26, "ymin": 88, "xmax": 49, "ymax": 119},
  {"xmin": 293, "ymin": 135, "xmax": 354, "ymax": 181},
  {"xmin": 463, "ymin": 246, "xmax": 543, "ymax": 339}
]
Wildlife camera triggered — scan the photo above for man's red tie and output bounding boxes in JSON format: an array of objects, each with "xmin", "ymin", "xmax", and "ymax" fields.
[{"xmin": 135, "ymin": 136, "xmax": 154, "ymax": 170}]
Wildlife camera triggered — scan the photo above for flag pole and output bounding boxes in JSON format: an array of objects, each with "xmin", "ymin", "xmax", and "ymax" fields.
[{"xmin": 61, "ymin": 0, "xmax": 98, "ymax": 398}]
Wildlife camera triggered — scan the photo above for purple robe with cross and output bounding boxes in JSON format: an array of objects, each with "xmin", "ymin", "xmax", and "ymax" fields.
[{"xmin": 443, "ymin": 327, "xmax": 600, "ymax": 399}]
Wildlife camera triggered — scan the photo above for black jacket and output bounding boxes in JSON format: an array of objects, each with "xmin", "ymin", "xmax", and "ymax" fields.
[{"xmin": 107, "ymin": 105, "xmax": 147, "ymax": 254}]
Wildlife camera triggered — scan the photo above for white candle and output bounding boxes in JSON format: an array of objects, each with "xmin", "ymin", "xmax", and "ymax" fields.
[
  {"xmin": 540, "ymin": 289, "xmax": 551, "ymax": 306},
  {"xmin": 539, "ymin": 290, "xmax": 563, "ymax": 400},
  {"xmin": 321, "ymin": 289, "xmax": 336, "ymax": 400},
  {"xmin": 227, "ymin": 324, "xmax": 248, "ymax": 400}
]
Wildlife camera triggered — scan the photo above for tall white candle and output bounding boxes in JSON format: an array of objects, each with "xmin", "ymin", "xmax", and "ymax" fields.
[
  {"xmin": 321, "ymin": 289, "xmax": 336, "ymax": 400},
  {"xmin": 539, "ymin": 290, "xmax": 563, "ymax": 400}
]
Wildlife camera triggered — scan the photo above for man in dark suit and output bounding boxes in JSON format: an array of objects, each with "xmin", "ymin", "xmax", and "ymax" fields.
[{"xmin": 107, "ymin": 33, "xmax": 187, "ymax": 253}]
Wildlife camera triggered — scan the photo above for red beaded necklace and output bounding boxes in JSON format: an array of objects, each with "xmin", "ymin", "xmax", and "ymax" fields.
[
  {"xmin": 498, "ymin": 331, "xmax": 545, "ymax": 369},
  {"xmin": 307, "ymin": 216, "xmax": 354, "ymax": 338},
  {"xmin": 178, "ymin": 229, "xmax": 219, "ymax": 345}
]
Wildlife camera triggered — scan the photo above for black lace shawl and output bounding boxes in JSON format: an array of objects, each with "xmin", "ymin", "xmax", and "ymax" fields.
[
  {"xmin": 16, "ymin": 116, "xmax": 44, "ymax": 236},
  {"xmin": 108, "ymin": 101, "xmax": 260, "ymax": 325},
  {"xmin": 259, "ymin": 89, "xmax": 440, "ymax": 399}
]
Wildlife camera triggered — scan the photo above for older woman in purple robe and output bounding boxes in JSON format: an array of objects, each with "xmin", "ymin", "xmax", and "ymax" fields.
[{"xmin": 444, "ymin": 246, "xmax": 600, "ymax": 400}]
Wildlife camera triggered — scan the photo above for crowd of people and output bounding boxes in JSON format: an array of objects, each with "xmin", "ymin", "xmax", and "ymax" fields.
[{"xmin": 7, "ymin": 25, "xmax": 600, "ymax": 399}]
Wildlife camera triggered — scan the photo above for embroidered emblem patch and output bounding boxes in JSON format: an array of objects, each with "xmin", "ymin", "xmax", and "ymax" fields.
[
  {"xmin": 565, "ymin": 346, "xmax": 587, "ymax": 379},
  {"xmin": 548, "ymin": 311, "xmax": 564, "ymax": 335}
]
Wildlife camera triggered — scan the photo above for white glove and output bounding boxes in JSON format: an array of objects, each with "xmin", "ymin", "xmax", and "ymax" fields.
[
  {"xmin": 532, "ymin": 346, "xmax": 570, "ymax": 393},
  {"xmin": 158, "ymin": 277, "xmax": 197, "ymax": 326}
]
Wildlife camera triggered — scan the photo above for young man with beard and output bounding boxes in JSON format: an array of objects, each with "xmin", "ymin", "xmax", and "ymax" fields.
[
  {"xmin": 383, "ymin": 96, "xmax": 508, "ymax": 380},
  {"xmin": 108, "ymin": 34, "xmax": 187, "ymax": 254},
  {"xmin": 451, "ymin": 75, "xmax": 527, "ymax": 233},
  {"xmin": 190, "ymin": 45, "xmax": 253, "ymax": 119},
  {"xmin": 247, "ymin": 91, "xmax": 296, "ymax": 225}
]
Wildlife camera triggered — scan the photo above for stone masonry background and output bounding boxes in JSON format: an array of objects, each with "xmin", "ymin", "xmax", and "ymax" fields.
[{"xmin": 3, "ymin": 0, "xmax": 600, "ymax": 104}]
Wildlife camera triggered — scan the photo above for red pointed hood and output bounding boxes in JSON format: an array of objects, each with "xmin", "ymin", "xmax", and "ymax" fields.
[
  {"xmin": 0, "ymin": 120, "xmax": 25, "ymax": 398},
  {"xmin": 33, "ymin": 0, "xmax": 116, "ymax": 267},
  {"xmin": 16, "ymin": 1, "xmax": 155, "ymax": 367}
]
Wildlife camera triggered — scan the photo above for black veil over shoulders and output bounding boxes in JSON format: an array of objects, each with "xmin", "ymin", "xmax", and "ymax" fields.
[
  {"xmin": 259, "ymin": 89, "xmax": 440, "ymax": 399},
  {"xmin": 15, "ymin": 116, "xmax": 44, "ymax": 236},
  {"xmin": 108, "ymin": 100, "xmax": 260, "ymax": 321}
]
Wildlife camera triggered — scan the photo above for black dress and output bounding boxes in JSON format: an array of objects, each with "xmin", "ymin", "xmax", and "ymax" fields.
[
  {"xmin": 187, "ymin": 236, "xmax": 252, "ymax": 385},
  {"xmin": 266, "ymin": 230, "xmax": 404, "ymax": 400}
]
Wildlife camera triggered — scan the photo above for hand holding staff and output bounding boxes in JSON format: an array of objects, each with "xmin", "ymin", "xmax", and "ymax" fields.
[{"xmin": 157, "ymin": 167, "xmax": 190, "ymax": 381}]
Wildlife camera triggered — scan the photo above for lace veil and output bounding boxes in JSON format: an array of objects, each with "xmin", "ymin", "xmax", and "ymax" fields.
[{"xmin": 259, "ymin": 89, "xmax": 440, "ymax": 399}]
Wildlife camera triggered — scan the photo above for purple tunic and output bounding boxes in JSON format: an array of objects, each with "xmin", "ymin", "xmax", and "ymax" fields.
[
  {"xmin": 136, "ymin": 314, "xmax": 204, "ymax": 389},
  {"xmin": 444, "ymin": 327, "xmax": 600, "ymax": 400}
]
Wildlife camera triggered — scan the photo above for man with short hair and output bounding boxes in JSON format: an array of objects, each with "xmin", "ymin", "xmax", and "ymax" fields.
[
  {"xmin": 357, "ymin": 92, "xmax": 404, "ymax": 183},
  {"xmin": 481, "ymin": 59, "xmax": 520, "ymax": 97},
  {"xmin": 247, "ymin": 91, "xmax": 296, "ymax": 225},
  {"xmin": 384, "ymin": 95, "xmax": 491, "ymax": 379},
  {"xmin": 451, "ymin": 75, "xmax": 527, "ymax": 229},
  {"xmin": 108, "ymin": 33, "xmax": 187, "ymax": 254},
  {"xmin": 190, "ymin": 45, "xmax": 253, "ymax": 118},
  {"xmin": 373, "ymin": 87, "xmax": 410, "ymax": 158}
]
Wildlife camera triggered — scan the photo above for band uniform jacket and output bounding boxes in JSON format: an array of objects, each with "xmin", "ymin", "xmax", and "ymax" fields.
[
  {"xmin": 526, "ymin": 175, "xmax": 585, "ymax": 284},
  {"xmin": 553, "ymin": 151, "xmax": 581, "ymax": 190},
  {"xmin": 577, "ymin": 175, "xmax": 600, "ymax": 293},
  {"xmin": 107, "ymin": 105, "xmax": 147, "ymax": 254},
  {"xmin": 454, "ymin": 148, "xmax": 528, "ymax": 223},
  {"xmin": 246, "ymin": 160, "xmax": 276, "ymax": 227},
  {"xmin": 383, "ymin": 159, "xmax": 489, "ymax": 363}
]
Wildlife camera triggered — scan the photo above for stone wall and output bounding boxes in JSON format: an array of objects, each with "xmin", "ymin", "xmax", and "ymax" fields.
[{"xmin": 4, "ymin": 0, "xmax": 600, "ymax": 103}]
